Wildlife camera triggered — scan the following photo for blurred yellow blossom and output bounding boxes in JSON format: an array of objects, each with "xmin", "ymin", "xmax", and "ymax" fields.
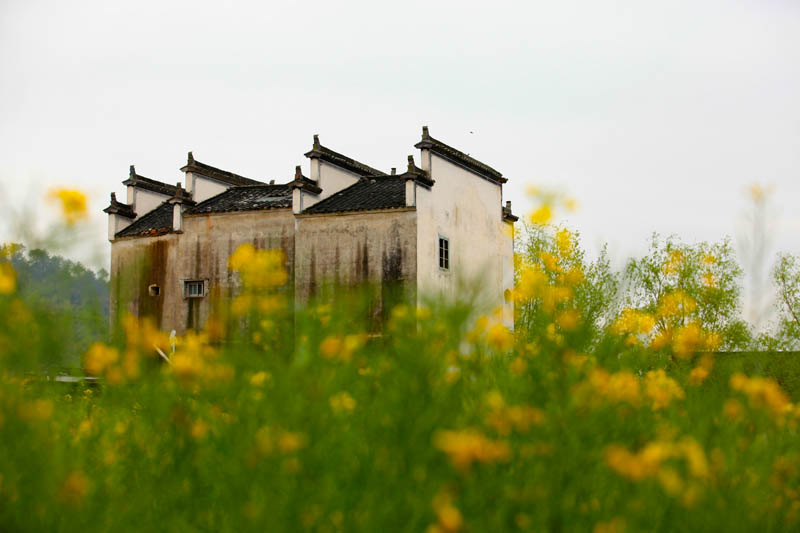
[
  {"xmin": 556, "ymin": 308, "xmax": 581, "ymax": 331},
  {"xmin": 0, "ymin": 262, "xmax": 16, "ymax": 294},
  {"xmin": 59, "ymin": 471, "xmax": 89, "ymax": 506},
  {"xmin": 487, "ymin": 323, "xmax": 514, "ymax": 351},
  {"xmin": 249, "ymin": 371, "xmax": 271, "ymax": 387},
  {"xmin": 529, "ymin": 204, "xmax": 553, "ymax": 225},
  {"xmin": 644, "ymin": 370, "xmax": 685, "ymax": 410},
  {"xmin": 84, "ymin": 342, "xmax": 119, "ymax": 377},
  {"xmin": 730, "ymin": 373, "xmax": 792, "ymax": 420},
  {"xmin": 277, "ymin": 431, "xmax": 306, "ymax": 453},
  {"xmin": 434, "ymin": 429, "xmax": 511, "ymax": 472},
  {"xmin": 48, "ymin": 188, "xmax": 88, "ymax": 225},
  {"xmin": 330, "ymin": 391, "xmax": 357, "ymax": 413},
  {"xmin": 594, "ymin": 517, "xmax": 626, "ymax": 533}
]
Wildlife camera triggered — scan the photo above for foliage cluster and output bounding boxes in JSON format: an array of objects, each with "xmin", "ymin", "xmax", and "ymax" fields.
[{"xmin": 2, "ymin": 187, "xmax": 800, "ymax": 531}]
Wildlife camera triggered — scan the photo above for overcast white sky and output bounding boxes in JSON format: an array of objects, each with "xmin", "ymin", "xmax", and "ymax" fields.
[{"xmin": 1, "ymin": 0, "xmax": 798, "ymax": 274}]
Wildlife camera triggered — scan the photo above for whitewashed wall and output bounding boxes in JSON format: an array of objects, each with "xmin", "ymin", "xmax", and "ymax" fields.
[
  {"xmin": 186, "ymin": 172, "xmax": 230, "ymax": 204},
  {"xmin": 134, "ymin": 189, "xmax": 171, "ymax": 218},
  {"xmin": 415, "ymin": 154, "xmax": 513, "ymax": 327}
]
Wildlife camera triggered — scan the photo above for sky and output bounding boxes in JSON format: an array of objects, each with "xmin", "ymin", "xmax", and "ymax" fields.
[{"xmin": 1, "ymin": 0, "xmax": 798, "ymax": 280}]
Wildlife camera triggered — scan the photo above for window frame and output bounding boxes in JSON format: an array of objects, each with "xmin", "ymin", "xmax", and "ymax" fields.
[
  {"xmin": 183, "ymin": 280, "xmax": 206, "ymax": 298},
  {"xmin": 438, "ymin": 235, "xmax": 450, "ymax": 271}
]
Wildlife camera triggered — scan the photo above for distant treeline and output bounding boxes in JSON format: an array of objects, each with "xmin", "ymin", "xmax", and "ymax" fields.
[{"xmin": 5, "ymin": 244, "xmax": 108, "ymax": 368}]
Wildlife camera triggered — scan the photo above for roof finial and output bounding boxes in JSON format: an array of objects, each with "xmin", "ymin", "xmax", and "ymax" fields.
[
  {"xmin": 188, "ymin": 151, "xmax": 194, "ymax": 164},
  {"xmin": 313, "ymin": 134, "xmax": 320, "ymax": 148},
  {"xmin": 391, "ymin": 167, "xmax": 396, "ymax": 175},
  {"xmin": 295, "ymin": 165, "xmax": 302, "ymax": 179},
  {"xmin": 407, "ymin": 155, "xmax": 415, "ymax": 172},
  {"xmin": 110, "ymin": 192, "xmax": 117, "ymax": 202},
  {"xmin": 269, "ymin": 179, "xmax": 275, "ymax": 185},
  {"xmin": 422, "ymin": 125, "xmax": 430, "ymax": 139},
  {"xmin": 506, "ymin": 201, "xmax": 511, "ymax": 209},
  {"xmin": 129, "ymin": 165, "xmax": 136, "ymax": 178}
]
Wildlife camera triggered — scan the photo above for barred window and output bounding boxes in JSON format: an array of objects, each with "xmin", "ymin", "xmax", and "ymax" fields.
[
  {"xmin": 184, "ymin": 280, "xmax": 205, "ymax": 298},
  {"xmin": 438, "ymin": 236, "xmax": 449, "ymax": 270}
]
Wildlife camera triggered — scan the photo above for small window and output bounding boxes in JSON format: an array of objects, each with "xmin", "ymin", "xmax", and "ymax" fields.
[
  {"xmin": 184, "ymin": 280, "xmax": 205, "ymax": 298},
  {"xmin": 148, "ymin": 284, "xmax": 160, "ymax": 296},
  {"xmin": 438, "ymin": 236, "xmax": 449, "ymax": 270}
]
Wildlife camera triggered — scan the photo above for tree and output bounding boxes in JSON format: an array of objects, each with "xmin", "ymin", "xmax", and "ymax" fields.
[{"xmin": 620, "ymin": 234, "xmax": 750, "ymax": 351}]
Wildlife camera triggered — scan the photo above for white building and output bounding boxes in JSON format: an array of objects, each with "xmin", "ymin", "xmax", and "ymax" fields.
[{"xmin": 104, "ymin": 127, "xmax": 516, "ymax": 333}]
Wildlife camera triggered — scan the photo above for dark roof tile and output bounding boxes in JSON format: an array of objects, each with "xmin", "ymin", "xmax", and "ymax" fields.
[
  {"xmin": 187, "ymin": 184, "xmax": 292, "ymax": 215},
  {"xmin": 303, "ymin": 177, "xmax": 406, "ymax": 214},
  {"xmin": 115, "ymin": 202, "xmax": 173, "ymax": 238}
]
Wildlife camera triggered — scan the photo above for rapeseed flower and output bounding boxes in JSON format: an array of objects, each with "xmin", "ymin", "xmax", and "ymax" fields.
[
  {"xmin": 48, "ymin": 188, "xmax": 88, "ymax": 225},
  {"xmin": 487, "ymin": 323, "xmax": 514, "ymax": 351},
  {"xmin": 0, "ymin": 262, "xmax": 16, "ymax": 294},
  {"xmin": 330, "ymin": 391, "xmax": 357, "ymax": 413},
  {"xmin": 59, "ymin": 471, "xmax": 89, "ymax": 507},
  {"xmin": 433, "ymin": 428, "xmax": 511, "ymax": 472},
  {"xmin": 644, "ymin": 370, "xmax": 685, "ymax": 410},
  {"xmin": 730, "ymin": 373, "xmax": 792, "ymax": 420}
]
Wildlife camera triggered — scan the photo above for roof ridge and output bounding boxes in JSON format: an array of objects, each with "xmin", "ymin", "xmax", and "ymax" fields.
[
  {"xmin": 123, "ymin": 166, "xmax": 178, "ymax": 196},
  {"xmin": 180, "ymin": 153, "xmax": 265, "ymax": 186},
  {"xmin": 304, "ymin": 135, "xmax": 386, "ymax": 177},
  {"xmin": 414, "ymin": 127, "xmax": 506, "ymax": 183}
]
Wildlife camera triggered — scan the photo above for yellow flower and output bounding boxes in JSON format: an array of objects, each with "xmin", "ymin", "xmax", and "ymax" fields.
[
  {"xmin": 730, "ymin": 373, "xmax": 792, "ymax": 420},
  {"xmin": 644, "ymin": 369, "xmax": 685, "ymax": 410},
  {"xmin": 701, "ymin": 253, "xmax": 716, "ymax": 266},
  {"xmin": 431, "ymin": 491, "xmax": 464, "ymax": 533},
  {"xmin": 688, "ymin": 366, "xmax": 710, "ymax": 386},
  {"xmin": 672, "ymin": 322, "xmax": 703, "ymax": 359},
  {"xmin": 662, "ymin": 250, "xmax": 685, "ymax": 275},
  {"xmin": 48, "ymin": 188, "xmax": 88, "ymax": 225},
  {"xmin": 556, "ymin": 309, "xmax": 581, "ymax": 331},
  {"xmin": 59, "ymin": 471, "xmax": 89, "ymax": 506},
  {"xmin": 84, "ymin": 342, "xmax": 119, "ymax": 377},
  {"xmin": 277, "ymin": 431, "xmax": 306, "ymax": 453},
  {"xmin": 18, "ymin": 399, "xmax": 54, "ymax": 422},
  {"xmin": 329, "ymin": 391, "xmax": 357, "ymax": 413},
  {"xmin": 555, "ymin": 228, "xmax": 574, "ymax": 258},
  {"xmin": 529, "ymin": 204, "xmax": 553, "ymax": 225},
  {"xmin": 433, "ymin": 429, "xmax": 511, "ymax": 472},
  {"xmin": 509, "ymin": 356, "xmax": 527, "ymax": 376},
  {"xmin": 249, "ymin": 371, "xmax": 271, "ymax": 387},
  {"xmin": 320, "ymin": 336, "xmax": 343, "ymax": 360},
  {"xmin": 594, "ymin": 517, "xmax": 626, "ymax": 533},
  {"xmin": 0, "ymin": 262, "xmax": 16, "ymax": 294},
  {"xmin": 564, "ymin": 266, "xmax": 584, "ymax": 286},
  {"xmin": 487, "ymin": 323, "xmax": 514, "ymax": 351}
]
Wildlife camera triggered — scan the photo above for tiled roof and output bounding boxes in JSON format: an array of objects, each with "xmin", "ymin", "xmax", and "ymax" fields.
[
  {"xmin": 187, "ymin": 184, "xmax": 292, "ymax": 214},
  {"xmin": 304, "ymin": 135, "xmax": 385, "ymax": 177},
  {"xmin": 103, "ymin": 193, "xmax": 136, "ymax": 219},
  {"xmin": 115, "ymin": 202, "xmax": 173, "ymax": 238},
  {"xmin": 122, "ymin": 166, "xmax": 178, "ymax": 196},
  {"xmin": 414, "ymin": 126, "xmax": 506, "ymax": 184},
  {"xmin": 303, "ymin": 177, "xmax": 406, "ymax": 214},
  {"xmin": 180, "ymin": 153, "xmax": 265, "ymax": 186}
]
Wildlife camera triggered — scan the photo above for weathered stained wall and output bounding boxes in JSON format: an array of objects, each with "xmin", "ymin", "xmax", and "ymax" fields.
[
  {"xmin": 415, "ymin": 154, "xmax": 514, "ymax": 327},
  {"xmin": 109, "ymin": 233, "xmax": 180, "ymax": 334},
  {"xmin": 294, "ymin": 209, "xmax": 417, "ymax": 320},
  {"xmin": 110, "ymin": 209, "xmax": 295, "ymax": 335}
]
